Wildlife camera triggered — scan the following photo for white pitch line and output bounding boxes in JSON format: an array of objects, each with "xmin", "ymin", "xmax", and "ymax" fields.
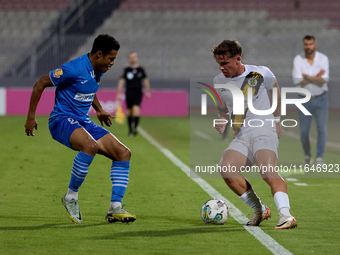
[
  {"xmin": 139, "ymin": 127, "xmax": 293, "ymax": 255},
  {"xmin": 294, "ymin": 183, "xmax": 309, "ymax": 186},
  {"xmin": 194, "ymin": 130, "xmax": 213, "ymax": 140},
  {"xmin": 285, "ymin": 178, "xmax": 298, "ymax": 182},
  {"xmin": 305, "ymin": 184, "xmax": 340, "ymax": 187}
]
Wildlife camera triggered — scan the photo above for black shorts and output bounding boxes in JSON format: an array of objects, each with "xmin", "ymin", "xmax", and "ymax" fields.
[{"xmin": 126, "ymin": 92, "xmax": 142, "ymax": 109}]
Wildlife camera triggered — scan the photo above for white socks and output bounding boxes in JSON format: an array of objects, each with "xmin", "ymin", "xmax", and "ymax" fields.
[
  {"xmin": 110, "ymin": 202, "xmax": 122, "ymax": 210},
  {"xmin": 274, "ymin": 191, "xmax": 292, "ymax": 217},
  {"xmin": 65, "ymin": 188, "xmax": 78, "ymax": 201},
  {"xmin": 239, "ymin": 188, "xmax": 263, "ymax": 212},
  {"xmin": 240, "ymin": 189, "xmax": 292, "ymax": 216}
]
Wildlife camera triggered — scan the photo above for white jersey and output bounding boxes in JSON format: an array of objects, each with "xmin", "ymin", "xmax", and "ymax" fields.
[
  {"xmin": 292, "ymin": 51, "xmax": 329, "ymax": 96},
  {"xmin": 214, "ymin": 64, "xmax": 277, "ymax": 139}
]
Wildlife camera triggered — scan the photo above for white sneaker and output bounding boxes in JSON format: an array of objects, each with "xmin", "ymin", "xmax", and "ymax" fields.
[
  {"xmin": 62, "ymin": 195, "xmax": 82, "ymax": 223},
  {"xmin": 303, "ymin": 155, "xmax": 313, "ymax": 165},
  {"xmin": 316, "ymin": 157, "xmax": 325, "ymax": 166},
  {"xmin": 275, "ymin": 214, "xmax": 297, "ymax": 229}
]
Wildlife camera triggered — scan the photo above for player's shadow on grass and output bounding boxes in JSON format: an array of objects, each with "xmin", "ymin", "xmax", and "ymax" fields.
[
  {"xmin": 0, "ymin": 222, "xmax": 107, "ymax": 231},
  {"xmin": 91, "ymin": 226, "xmax": 243, "ymax": 240}
]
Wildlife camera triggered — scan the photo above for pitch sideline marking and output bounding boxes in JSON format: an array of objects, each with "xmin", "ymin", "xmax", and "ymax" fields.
[
  {"xmin": 285, "ymin": 178, "xmax": 308, "ymax": 186},
  {"xmin": 194, "ymin": 130, "xmax": 213, "ymax": 140},
  {"xmin": 139, "ymin": 127, "xmax": 293, "ymax": 255},
  {"xmin": 285, "ymin": 178, "xmax": 298, "ymax": 182},
  {"xmin": 294, "ymin": 183, "xmax": 309, "ymax": 186}
]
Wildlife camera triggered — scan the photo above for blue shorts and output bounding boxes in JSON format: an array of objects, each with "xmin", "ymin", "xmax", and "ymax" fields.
[{"xmin": 49, "ymin": 116, "xmax": 109, "ymax": 149}]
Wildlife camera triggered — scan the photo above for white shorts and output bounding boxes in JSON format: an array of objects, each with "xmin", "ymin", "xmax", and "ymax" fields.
[{"xmin": 226, "ymin": 133, "xmax": 279, "ymax": 164}]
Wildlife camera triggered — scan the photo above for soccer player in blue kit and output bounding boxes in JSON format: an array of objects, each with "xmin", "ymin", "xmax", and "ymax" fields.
[{"xmin": 24, "ymin": 34, "xmax": 136, "ymax": 224}]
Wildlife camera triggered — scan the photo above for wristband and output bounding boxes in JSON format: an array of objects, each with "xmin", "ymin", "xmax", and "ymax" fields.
[{"xmin": 274, "ymin": 116, "xmax": 281, "ymax": 123}]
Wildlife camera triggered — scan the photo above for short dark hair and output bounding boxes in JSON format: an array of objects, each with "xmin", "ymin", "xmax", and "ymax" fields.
[
  {"xmin": 303, "ymin": 35, "xmax": 315, "ymax": 41},
  {"xmin": 91, "ymin": 34, "xmax": 120, "ymax": 55},
  {"xmin": 212, "ymin": 40, "xmax": 242, "ymax": 59}
]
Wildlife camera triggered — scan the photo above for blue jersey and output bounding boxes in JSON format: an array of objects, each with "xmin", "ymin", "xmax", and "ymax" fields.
[{"xmin": 49, "ymin": 54, "xmax": 103, "ymax": 122}]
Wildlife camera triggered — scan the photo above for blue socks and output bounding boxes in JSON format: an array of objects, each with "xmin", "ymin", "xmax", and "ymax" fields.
[
  {"xmin": 68, "ymin": 151, "xmax": 94, "ymax": 192},
  {"xmin": 68, "ymin": 152, "xmax": 130, "ymax": 204},
  {"xmin": 110, "ymin": 161, "xmax": 130, "ymax": 202}
]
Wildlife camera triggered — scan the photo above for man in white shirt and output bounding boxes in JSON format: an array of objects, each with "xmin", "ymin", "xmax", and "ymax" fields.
[
  {"xmin": 213, "ymin": 40, "xmax": 297, "ymax": 229},
  {"xmin": 292, "ymin": 35, "xmax": 329, "ymax": 166}
]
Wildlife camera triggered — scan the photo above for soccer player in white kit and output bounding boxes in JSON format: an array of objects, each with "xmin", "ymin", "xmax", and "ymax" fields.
[{"xmin": 213, "ymin": 40, "xmax": 297, "ymax": 229}]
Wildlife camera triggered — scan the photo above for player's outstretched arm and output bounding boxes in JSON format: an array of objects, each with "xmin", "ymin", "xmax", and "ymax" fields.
[
  {"xmin": 92, "ymin": 94, "xmax": 115, "ymax": 127},
  {"xmin": 25, "ymin": 74, "xmax": 54, "ymax": 136}
]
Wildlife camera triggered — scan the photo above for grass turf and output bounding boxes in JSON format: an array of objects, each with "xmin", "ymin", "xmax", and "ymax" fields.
[{"xmin": 0, "ymin": 115, "xmax": 340, "ymax": 254}]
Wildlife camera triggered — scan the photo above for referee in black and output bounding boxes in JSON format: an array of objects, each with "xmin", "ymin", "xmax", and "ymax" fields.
[{"xmin": 116, "ymin": 51, "xmax": 151, "ymax": 136}]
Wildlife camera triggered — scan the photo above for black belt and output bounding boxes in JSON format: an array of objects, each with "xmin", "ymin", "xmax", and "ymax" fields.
[{"xmin": 311, "ymin": 91, "xmax": 327, "ymax": 99}]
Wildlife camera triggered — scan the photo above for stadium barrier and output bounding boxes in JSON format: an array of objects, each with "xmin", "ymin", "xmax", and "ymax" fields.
[{"xmin": 0, "ymin": 88, "xmax": 188, "ymax": 116}]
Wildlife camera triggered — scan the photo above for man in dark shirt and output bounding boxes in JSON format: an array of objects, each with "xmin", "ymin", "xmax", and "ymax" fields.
[{"xmin": 116, "ymin": 51, "xmax": 151, "ymax": 136}]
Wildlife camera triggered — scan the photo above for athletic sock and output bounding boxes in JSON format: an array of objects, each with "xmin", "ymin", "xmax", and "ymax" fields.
[
  {"xmin": 110, "ymin": 160, "xmax": 130, "ymax": 204},
  {"xmin": 68, "ymin": 151, "xmax": 94, "ymax": 192},
  {"xmin": 134, "ymin": 116, "xmax": 140, "ymax": 130},
  {"xmin": 273, "ymin": 191, "xmax": 292, "ymax": 216},
  {"xmin": 128, "ymin": 116, "xmax": 133, "ymax": 132},
  {"xmin": 110, "ymin": 201, "xmax": 122, "ymax": 210},
  {"xmin": 239, "ymin": 188, "xmax": 263, "ymax": 211},
  {"xmin": 65, "ymin": 188, "xmax": 78, "ymax": 201},
  {"xmin": 279, "ymin": 208, "xmax": 291, "ymax": 217}
]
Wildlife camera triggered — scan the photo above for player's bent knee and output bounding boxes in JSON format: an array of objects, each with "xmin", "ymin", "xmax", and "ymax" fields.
[
  {"xmin": 81, "ymin": 141, "xmax": 99, "ymax": 156},
  {"xmin": 116, "ymin": 146, "xmax": 131, "ymax": 161}
]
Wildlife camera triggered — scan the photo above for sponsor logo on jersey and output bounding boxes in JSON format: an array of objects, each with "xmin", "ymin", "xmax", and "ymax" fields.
[
  {"xmin": 74, "ymin": 92, "xmax": 95, "ymax": 102},
  {"xmin": 53, "ymin": 68, "xmax": 63, "ymax": 78}
]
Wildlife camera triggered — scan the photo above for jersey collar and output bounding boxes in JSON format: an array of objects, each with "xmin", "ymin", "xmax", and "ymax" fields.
[{"xmin": 84, "ymin": 53, "xmax": 103, "ymax": 79}]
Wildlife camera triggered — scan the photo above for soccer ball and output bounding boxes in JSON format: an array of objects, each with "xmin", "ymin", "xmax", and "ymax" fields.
[{"xmin": 201, "ymin": 199, "xmax": 229, "ymax": 225}]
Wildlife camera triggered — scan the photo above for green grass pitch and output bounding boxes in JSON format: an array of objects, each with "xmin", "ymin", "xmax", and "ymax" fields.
[{"xmin": 1, "ymin": 115, "xmax": 340, "ymax": 254}]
